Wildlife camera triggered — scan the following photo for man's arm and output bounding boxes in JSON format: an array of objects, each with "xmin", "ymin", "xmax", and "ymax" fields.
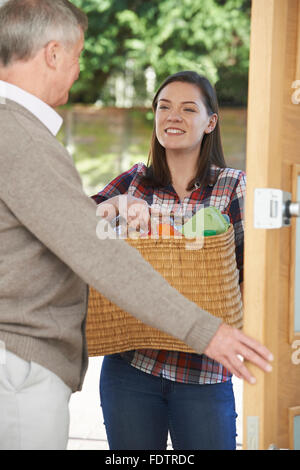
[
  {"xmin": 0, "ymin": 138, "xmax": 273, "ymax": 382},
  {"xmin": 0, "ymin": 138, "xmax": 221, "ymax": 350}
]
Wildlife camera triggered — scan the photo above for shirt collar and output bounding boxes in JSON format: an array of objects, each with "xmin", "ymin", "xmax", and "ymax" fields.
[{"xmin": 0, "ymin": 80, "xmax": 63, "ymax": 136}]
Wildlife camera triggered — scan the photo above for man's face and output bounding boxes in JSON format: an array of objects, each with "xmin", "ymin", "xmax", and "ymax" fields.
[{"xmin": 51, "ymin": 29, "xmax": 84, "ymax": 107}]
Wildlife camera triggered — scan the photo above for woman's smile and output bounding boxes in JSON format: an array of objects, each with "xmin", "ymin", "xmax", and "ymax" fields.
[{"xmin": 164, "ymin": 127, "xmax": 186, "ymax": 135}]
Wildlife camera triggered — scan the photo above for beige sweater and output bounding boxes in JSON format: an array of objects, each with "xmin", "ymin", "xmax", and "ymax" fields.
[{"xmin": 0, "ymin": 100, "xmax": 222, "ymax": 392}]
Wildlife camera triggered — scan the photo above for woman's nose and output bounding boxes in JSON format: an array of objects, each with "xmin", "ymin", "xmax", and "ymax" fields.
[{"xmin": 167, "ymin": 110, "xmax": 183, "ymax": 121}]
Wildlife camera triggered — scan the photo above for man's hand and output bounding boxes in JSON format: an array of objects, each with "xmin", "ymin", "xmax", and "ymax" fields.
[
  {"xmin": 126, "ymin": 198, "xmax": 150, "ymax": 234},
  {"xmin": 97, "ymin": 195, "xmax": 150, "ymax": 232},
  {"xmin": 204, "ymin": 323, "xmax": 273, "ymax": 384}
]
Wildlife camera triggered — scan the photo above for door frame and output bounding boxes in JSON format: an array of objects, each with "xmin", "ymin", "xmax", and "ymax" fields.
[{"xmin": 242, "ymin": 0, "xmax": 300, "ymax": 450}]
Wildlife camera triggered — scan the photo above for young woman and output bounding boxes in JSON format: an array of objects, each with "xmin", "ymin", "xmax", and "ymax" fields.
[{"xmin": 92, "ymin": 71, "xmax": 245, "ymax": 450}]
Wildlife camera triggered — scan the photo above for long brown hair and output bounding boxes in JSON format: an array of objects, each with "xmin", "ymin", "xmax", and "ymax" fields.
[{"xmin": 142, "ymin": 71, "xmax": 227, "ymax": 190}]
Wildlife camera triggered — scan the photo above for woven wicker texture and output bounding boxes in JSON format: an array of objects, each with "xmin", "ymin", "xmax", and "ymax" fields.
[{"xmin": 86, "ymin": 225, "xmax": 243, "ymax": 356}]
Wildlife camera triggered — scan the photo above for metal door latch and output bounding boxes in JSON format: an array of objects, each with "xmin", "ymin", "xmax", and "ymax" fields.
[{"xmin": 254, "ymin": 188, "xmax": 300, "ymax": 229}]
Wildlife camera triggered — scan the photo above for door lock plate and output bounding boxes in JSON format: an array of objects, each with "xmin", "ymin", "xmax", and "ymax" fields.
[{"xmin": 254, "ymin": 188, "xmax": 295, "ymax": 229}]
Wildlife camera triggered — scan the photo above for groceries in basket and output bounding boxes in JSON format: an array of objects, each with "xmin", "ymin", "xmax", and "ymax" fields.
[
  {"xmin": 178, "ymin": 207, "xmax": 230, "ymax": 239},
  {"xmin": 110, "ymin": 206, "xmax": 230, "ymax": 239}
]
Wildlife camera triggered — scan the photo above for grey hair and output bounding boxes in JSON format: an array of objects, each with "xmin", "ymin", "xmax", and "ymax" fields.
[{"xmin": 0, "ymin": 0, "xmax": 88, "ymax": 66}]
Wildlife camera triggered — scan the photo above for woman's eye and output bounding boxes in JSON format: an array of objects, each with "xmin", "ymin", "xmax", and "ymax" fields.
[
  {"xmin": 159, "ymin": 105, "xmax": 169, "ymax": 110},
  {"xmin": 184, "ymin": 108, "xmax": 196, "ymax": 112}
]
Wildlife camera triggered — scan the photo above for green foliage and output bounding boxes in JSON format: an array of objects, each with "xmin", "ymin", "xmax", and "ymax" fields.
[{"xmin": 70, "ymin": 0, "xmax": 251, "ymax": 106}]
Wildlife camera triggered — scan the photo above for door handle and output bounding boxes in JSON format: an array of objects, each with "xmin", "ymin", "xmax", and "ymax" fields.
[{"xmin": 285, "ymin": 201, "xmax": 300, "ymax": 218}]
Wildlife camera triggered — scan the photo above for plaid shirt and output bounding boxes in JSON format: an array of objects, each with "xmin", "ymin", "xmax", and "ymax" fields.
[{"xmin": 92, "ymin": 162, "xmax": 246, "ymax": 384}]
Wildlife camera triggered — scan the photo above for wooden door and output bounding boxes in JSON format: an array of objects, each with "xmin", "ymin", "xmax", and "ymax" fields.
[{"xmin": 243, "ymin": 0, "xmax": 300, "ymax": 450}]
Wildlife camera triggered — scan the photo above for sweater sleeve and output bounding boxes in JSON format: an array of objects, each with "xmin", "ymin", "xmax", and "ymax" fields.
[{"xmin": 0, "ymin": 138, "xmax": 222, "ymax": 354}]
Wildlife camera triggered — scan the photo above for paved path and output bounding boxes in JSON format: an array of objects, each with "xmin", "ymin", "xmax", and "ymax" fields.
[{"xmin": 67, "ymin": 357, "xmax": 243, "ymax": 450}]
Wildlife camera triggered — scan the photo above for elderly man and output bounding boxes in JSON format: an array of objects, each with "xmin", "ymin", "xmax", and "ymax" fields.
[{"xmin": 0, "ymin": 0, "xmax": 272, "ymax": 450}]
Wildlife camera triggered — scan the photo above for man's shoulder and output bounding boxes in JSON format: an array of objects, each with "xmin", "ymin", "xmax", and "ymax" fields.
[{"xmin": 0, "ymin": 100, "xmax": 57, "ymax": 155}]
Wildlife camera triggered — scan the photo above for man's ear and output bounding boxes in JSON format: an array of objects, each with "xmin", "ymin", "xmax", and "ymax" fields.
[{"xmin": 44, "ymin": 41, "xmax": 60, "ymax": 69}]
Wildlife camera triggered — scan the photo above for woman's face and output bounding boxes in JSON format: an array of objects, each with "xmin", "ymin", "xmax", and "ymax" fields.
[{"xmin": 155, "ymin": 81, "xmax": 217, "ymax": 155}]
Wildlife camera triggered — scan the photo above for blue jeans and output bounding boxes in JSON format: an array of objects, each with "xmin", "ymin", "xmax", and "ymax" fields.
[{"xmin": 100, "ymin": 354, "xmax": 237, "ymax": 450}]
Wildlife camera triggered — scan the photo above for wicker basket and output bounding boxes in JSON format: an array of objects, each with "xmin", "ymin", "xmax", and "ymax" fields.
[{"xmin": 86, "ymin": 225, "xmax": 243, "ymax": 356}]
